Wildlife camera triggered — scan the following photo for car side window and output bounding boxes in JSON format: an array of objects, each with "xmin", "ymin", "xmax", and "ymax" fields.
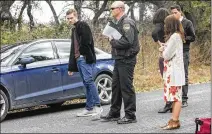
[
  {"xmin": 16, "ymin": 42, "xmax": 55, "ymax": 64},
  {"xmin": 55, "ymin": 41, "xmax": 71, "ymax": 59}
]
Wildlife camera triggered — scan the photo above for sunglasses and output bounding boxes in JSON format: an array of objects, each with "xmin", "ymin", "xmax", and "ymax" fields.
[
  {"xmin": 110, "ymin": 7, "xmax": 122, "ymax": 10},
  {"xmin": 67, "ymin": 17, "xmax": 74, "ymax": 20}
]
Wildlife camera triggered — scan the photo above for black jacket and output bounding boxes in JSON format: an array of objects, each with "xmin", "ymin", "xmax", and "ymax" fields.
[
  {"xmin": 109, "ymin": 15, "xmax": 140, "ymax": 60},
  {"xmin": 181, "ymin": 17, "xmax": 196, "ymax": 52},
  {"xmin": 68, "ymin": 21, "xmax": 96, "ymax": 72},
  {"xmin": 152, "ymin": 23, "xmax": 165, "ymax": 43}
]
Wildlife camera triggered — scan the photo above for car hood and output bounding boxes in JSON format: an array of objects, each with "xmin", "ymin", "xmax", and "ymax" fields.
[
  {"xmin": 96, "ymin": 53, "xmax": 112, "ymax": 60},
  {"xmin": 0, "ymin": 66, "xmax": 12, "ymax": 74}
]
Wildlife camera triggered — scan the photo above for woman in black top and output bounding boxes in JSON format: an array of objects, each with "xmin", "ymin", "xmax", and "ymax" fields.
[{"xmin": 152, "ymin": 8, "xmax": 170, "ymax": 77}]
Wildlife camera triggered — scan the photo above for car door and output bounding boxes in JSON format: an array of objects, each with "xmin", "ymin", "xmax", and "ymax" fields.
[
  {"xmin": 12, "ymin": 41, "xmax": 63, "ymax": 105},
  {"xmin": 53, "ymin": 41, "xmax": 85, "ymax": 98}
]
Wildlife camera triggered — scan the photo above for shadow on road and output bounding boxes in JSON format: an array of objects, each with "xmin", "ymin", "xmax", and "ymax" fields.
[{"xmin": 4, "ymin": 103, "xmax": 86, "ymax": 121}]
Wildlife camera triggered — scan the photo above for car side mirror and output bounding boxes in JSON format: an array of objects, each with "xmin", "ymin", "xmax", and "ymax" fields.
[{"xmin": 18, "ymin": 56, "xmax": 35, "ymax": 68}]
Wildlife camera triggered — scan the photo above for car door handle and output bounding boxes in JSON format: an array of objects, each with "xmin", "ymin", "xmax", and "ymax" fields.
[{"xmin": 51, "ymin": 67, "xmax": 59, "ymax": 72}]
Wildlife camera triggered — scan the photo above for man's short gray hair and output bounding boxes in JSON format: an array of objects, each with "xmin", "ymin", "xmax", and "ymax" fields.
[{"xmin": 111, "ymin": 1, "xmax": 125, "ymax": 11}]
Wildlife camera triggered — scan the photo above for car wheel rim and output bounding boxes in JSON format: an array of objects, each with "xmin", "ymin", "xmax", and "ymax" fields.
[
  {"xmin": 97, "ymin": 77, "xmax": 112, "ymax": 102},
  {"xmin": 0, "ymin": 94, "xmax": 6, "ymax": 117}
]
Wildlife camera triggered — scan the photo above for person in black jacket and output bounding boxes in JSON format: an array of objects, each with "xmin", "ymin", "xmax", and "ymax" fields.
[
  {"xmin": 152, "ymin": 8, "xmax": 173, "ymax": 114},
  {"xmin": 158, "ymin": 5, "xmax": 196, "ymax": 112},
  {"xmin": 66, "ymin": 9, "xmax": 103, "ymax": 117},
  {"xmin": 170, "ymin": 5, "xmax": 195, "ymax": 107},
  {"xmin": 152, "ymin": 8, "xmax": 170, "ymax": 77},
  {"xmin": 100, "ymin": 1, "xmax": 140, "ymax": 124}
]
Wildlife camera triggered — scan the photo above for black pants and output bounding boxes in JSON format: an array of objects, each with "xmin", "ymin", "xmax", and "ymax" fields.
[
  {"xmin": 109, "ymin": 57, "xmax": 136, "ymax": 119},
  {"xmin": 182, "ymin": 51, "xmax": 189, "ymax": 102}
]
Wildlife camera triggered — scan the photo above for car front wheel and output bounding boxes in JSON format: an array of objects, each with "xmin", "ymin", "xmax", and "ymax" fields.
[
  {"xmin": 95, "ymin": 74, "xmax": 112, "ymax": 105},
  {"xmin": 0, "ymin": 90, "xmax": 9, "ymax": 122}
]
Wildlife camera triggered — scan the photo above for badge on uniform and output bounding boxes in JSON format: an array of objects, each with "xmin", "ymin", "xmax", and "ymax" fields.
[{"xmin": 123, "ymin": 24, "xmax": 130, "ymax": 32}]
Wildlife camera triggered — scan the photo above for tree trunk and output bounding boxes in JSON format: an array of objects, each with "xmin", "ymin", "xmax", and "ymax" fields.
[
  {"xmin": 74, "ymin": 0, "xmax": 84, "ymax": 20},
  {"xmin": 138, "ymin": 2, "xmax": 145, "ymax": 23},
  {"xmin": 27, "ymin": 0, "xmax": 35, "ymax": 31},
  {"xmin": 130, "ymin": 5, "xmax": 135, "ymax": 21},
  {"xmin": 45, "ymin": 0, "xmax": 59, "ymax": 25},
  {"xmin": 127, "ymin": 1, "xmax": 136, "ymax": 16},
  {"xmin": 0, "ymin": 0, "xmax": 15, "ymax": 22},
  {"xmin": 18, "ymin": 1, "xmax": 27, "ymax": 31},
  {"xmin": 149, "ymin": 1, "xmax": 166, "ymax": 8},
  {"xmin": 0, "ymin": 0, "xmax": 15, "ymax": 31},
  {"xmin": 92, "ymin": 0, "xmax": 108, "ymax": 27}
]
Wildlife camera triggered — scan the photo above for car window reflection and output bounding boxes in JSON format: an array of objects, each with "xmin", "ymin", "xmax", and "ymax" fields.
[
  {"xmin": 17, "ymin": 42, "xmax": 55, "ymax": 64},
  {"xmin": 55, "ymin": 42, "xmax": 71, "ymax": 59}
]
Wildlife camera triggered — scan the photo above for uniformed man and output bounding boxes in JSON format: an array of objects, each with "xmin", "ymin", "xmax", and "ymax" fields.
[{"xmin": 100, "ymin": 1, "xmax": 140, "ymax": 124}]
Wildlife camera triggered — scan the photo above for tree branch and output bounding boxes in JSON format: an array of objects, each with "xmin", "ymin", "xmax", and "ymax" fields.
[
  {"xmin": 92, "ymin": 0, "xmax": 108, "ymax": 27},
  {"xmin": 45, "ymin": 0, "xmax": 60, "ymax": 25},
  {"xmin": 17, "ymin": 0, "xmax": 27, "ymax": 30}
]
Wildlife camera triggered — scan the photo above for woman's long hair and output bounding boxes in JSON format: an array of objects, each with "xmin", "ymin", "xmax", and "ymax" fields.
[
  {"xmin": 164, "ymin": 14, "xmax": 185, "ymax": 42},
  {"xmin": 153, "ymin": 8, "xmax": 170, "ymax": 24}
]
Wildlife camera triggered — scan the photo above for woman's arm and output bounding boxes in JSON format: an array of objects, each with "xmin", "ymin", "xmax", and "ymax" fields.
[{"xmin": 162, "ymin": 33, "xmax": 178, "ymax": 60}]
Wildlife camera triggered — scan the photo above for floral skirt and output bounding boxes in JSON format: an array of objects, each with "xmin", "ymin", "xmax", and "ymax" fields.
[{"xmin": 163, "ymin": 60, "xmax": 182, "ymax": 102}]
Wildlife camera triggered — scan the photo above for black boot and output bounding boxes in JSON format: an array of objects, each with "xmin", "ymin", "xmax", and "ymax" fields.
[{"xmin": 158, "ymin": 102, "xmax": 173, "ymax": 113}]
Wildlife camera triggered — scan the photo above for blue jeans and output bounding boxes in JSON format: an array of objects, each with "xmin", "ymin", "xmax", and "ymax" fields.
[{"xmin": 76, "ymin": 57, "xmax": 100, "ymax": 110}]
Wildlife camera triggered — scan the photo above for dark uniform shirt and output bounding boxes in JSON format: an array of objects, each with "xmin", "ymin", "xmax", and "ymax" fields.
[{"xmin": 109, "ymin": 15, "xmax": 140, "ymax": 60}]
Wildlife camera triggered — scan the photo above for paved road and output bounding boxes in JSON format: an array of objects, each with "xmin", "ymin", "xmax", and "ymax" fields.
[{"xmin": 1, "ymin": 83, "xmax": 211, "ymax": 133}]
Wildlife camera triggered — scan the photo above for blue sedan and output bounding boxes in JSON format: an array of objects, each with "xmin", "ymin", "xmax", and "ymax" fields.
[{"xmin": 0, "ymin": 39, "xmax": 114, "ymax": 122}]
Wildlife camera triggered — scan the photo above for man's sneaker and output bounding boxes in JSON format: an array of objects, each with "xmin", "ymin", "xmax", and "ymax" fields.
[
  {"xmin": 91, "ymin": 106, "xmax": 103, "ymax": 121},
  {"xmin": 94, "ymin": 106, "xmax": 103, "ymax": 116},
  {"xmin": 182, "ymin": 101, "xmax": 188, "ymax": 108},
  {"xmin": 76, "ymin": 109, "xmax": 97, "ymax": 117}
]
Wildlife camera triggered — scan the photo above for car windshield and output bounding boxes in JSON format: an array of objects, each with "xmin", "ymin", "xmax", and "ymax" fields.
[{"xmin": 0, "ymin": 45, "xmax": 23, "ymax": 66}]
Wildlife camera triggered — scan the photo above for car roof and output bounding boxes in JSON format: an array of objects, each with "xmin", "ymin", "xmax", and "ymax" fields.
[
  {"xmin": 34, "ymin": 39, "xmax": 71, "ymax": 42},
  {"xmin": 1, "ymin": 41, "xmax": 32, "ymax": 53},
  {"xmin": 1, "ymin": 39, "xmax": 71, "ymax": 52}
]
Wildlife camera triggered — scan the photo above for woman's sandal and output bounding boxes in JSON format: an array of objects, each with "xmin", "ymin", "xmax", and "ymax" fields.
[{"xmin": 161, "ymin": 119, "xmax": 180, "ymax": 130}]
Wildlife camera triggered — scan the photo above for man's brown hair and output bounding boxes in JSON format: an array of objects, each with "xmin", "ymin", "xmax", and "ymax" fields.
[
  {"xmin": 164, "ymin": 14, "xmax": 185, "ymax": 42},
  {"xmin": 66, "ymin": 8, "xmax": 78, "ymax": 17}
]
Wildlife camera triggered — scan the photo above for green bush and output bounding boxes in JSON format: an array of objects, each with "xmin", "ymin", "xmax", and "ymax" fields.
[{"xmin": 1, "ymin": 20, "xmax": 71, "ymax": 45}]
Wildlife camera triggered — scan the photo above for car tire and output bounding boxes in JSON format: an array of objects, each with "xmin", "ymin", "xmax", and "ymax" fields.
[
  {"xmin": 95, "ymin": 74, "xmax": 112, "ymax": 105},
  {"xmin": 47, "ymin": 102, "xmax": 64, "ymax": 108},
  {"xmin": 0, "ymin": 90, "xmax": 9, "ymax": 122}
]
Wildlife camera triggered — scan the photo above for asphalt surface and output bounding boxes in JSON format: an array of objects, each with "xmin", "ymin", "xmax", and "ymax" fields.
[{"xmin": 1, "ymin": 83, "xmax": 211, "ymax": 133}]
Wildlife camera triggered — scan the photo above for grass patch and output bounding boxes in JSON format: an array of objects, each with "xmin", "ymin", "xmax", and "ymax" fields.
[{"xmin": 132, "ymin": 36, "xmax": 210, "ymax": 93}]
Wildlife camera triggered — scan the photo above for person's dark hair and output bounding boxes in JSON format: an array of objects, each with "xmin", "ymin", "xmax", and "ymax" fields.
[
  {"xmin": 153, "ymin": 8, "xmax": 170, "ymax": 24},
  {"xmin": 164, "ymin": 14, "xmax": 185, "ymax": 42},
  {"xmin": 66, "ymin": 8, "xmax": 78, "ymax": 17},
  {"xmin": 170, "ymin": 5, "xmax": 181, "ymax": 12}
]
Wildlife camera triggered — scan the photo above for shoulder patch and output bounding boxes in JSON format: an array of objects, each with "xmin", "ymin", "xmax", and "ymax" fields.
[{"xmin": 123, "ymin": 23, "xmax": 130, "ymax": 32}]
